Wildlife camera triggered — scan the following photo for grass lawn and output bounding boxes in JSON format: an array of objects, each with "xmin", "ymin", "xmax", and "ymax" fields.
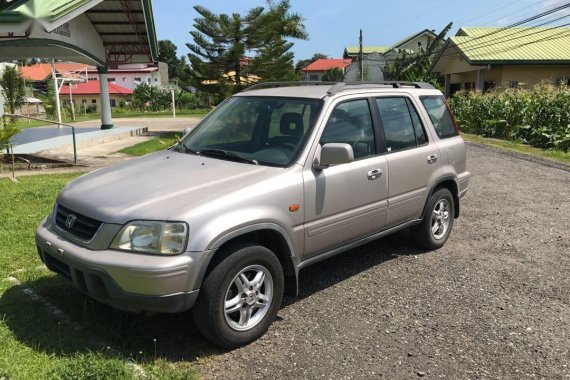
[
  {"xmin": 0, "ymin": 174, "xmax": 202, "ymax": 379},
  {"xmin": 461, "ymin": 133, "xmax": 570, "ymax": 165},
  {"xmin": 118, "ymin": 132, "xmax": 182, "ymax": 156}
]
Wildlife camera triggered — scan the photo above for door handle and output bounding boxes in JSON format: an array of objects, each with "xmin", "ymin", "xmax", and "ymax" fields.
[
  {"xmin": 367, "ymin": 169, "xmax": 382, "ymax": 180},
  {"xmin": 427, "ymin": 154, "xmax": 438, "ymax": 164}
]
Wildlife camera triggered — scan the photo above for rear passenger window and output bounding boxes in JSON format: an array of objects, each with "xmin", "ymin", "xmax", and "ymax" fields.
[
  {"xmin": 420, "ymin": 96, "xmax": 458, "ymax": 139},
  {"xmin": 320, "ymin": 99, "xmax": 376, "ymax": 160},
  {"xmin": 376, "ymin": 97, "xmax": 427, "ymax": 152}
]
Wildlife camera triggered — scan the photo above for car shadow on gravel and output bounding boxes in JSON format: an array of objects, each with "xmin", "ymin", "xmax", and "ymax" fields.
[
  {"xmin": 1, "ymin": 233, "xmax": 424, "ymax": 362},
  {"xmin": 286, "ymin": 232, "xmax": 424, "ymax": 306}
]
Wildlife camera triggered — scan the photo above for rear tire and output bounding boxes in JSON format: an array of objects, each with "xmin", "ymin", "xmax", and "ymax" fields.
[
  {"xmin": 412, "ymin": 188, "xmax": 455, "ymax": 250},
  {"xmin": 192, "ymin": 243, "xmax": 284, "ymax": 347}
]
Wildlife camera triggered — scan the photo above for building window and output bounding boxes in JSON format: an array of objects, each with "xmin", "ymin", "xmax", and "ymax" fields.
[
  {"xmin": 110, "ymin": 99, "xmax": 116, "ymax": 107},
  {"xmin": 107, "ymin": 78, "xmax": 116, "ymax": 82},
  {"xmin": 556, "ymin": 77, "xmax": 570, "ymax": 87},
  {"xmin": 147, "ymin": 78, "xmax": 151, "ymax": 84},
  {"xmin": 309, "ymin": 74, "xmax": 319, "ymax": 81},
  {"xmin": 82, "ymin": 99, "xmax": 86, "ymax": 104},
  {"xmin": 484, "ymin": 81, "xmax": 495, "ymax": 92},
  {"xmin": 134, "ymin": 77, "xmax": 142, "ymax": 83},
  {"xmin": 92, "ymin": 99, "xmax": 97, "ymax": 104},
  {"xmin": 88, "ymin": 78, "xmax": 97, "ymax": 81},
  {"xmin": 154, "ymin": 78, "xmax": 158, "ymax": 82},
  {"xmin": 509, "ymin": 81, "xmax": 519, "ymax": 89},
  {"xmin": 123, "ymin": 77, "xmax": 127, "ymax": 81}
]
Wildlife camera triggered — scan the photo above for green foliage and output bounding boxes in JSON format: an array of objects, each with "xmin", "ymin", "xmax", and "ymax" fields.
[
  {"xmin": 187, "ymin": 0, "xmax": 307, "ymax": 95},
  {"xmin": 0, "ymin": 65, "xmax": 26, "ymax": 115},
  {"xmin": 0, "ymin": 117, "xmax": 20, "ymax": 147},
  {"xmin": 48, "ymin": 354, "xmax": 133, "ymax": 380},
  {"xmin": 449, "ymin": 83, "xmax": 570, "ymax": 152},
  {"xmin": 157, "ymin": 40, "xmax": 192, "ymax": 87},
  {"xmin": 382, "ymin": 22, "xmax": 452, "ymax": 85},
  {"xmin": 322, "ymin": 68, "xmax": 344, "ymax": 82}
]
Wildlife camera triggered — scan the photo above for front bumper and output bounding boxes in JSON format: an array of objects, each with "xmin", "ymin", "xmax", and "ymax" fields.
[{"xmin": 35, "ymin": 217, "xmax": 215, "ymax": 313}]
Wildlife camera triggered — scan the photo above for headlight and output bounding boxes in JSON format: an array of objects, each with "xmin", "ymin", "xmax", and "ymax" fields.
[{"xmin": 110, "ymin": 221, "xmax": 188, "ymax": 255}]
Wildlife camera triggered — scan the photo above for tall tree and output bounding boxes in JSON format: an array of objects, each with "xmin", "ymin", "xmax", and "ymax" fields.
[
  {"xmin": 250, "ymin": 0, "xmax": 308, "ymax": 82},
  {"xmin": 382, "ymin": 23, "xmax": 453, "ymax": 84},
  {"xmin": 187, "ymin": 1, "xmax": 308, "ymax": 94},
  {"xmin": 158, "ymin": 40, "xmax": 191, "ymax": 85},
  {"xmin": 0, "ymin": 66, "xmax": 25, "ymax": 115},
  {"xmin": 187, "ymin": 5, "xmax": 265, "ymax": 92}
]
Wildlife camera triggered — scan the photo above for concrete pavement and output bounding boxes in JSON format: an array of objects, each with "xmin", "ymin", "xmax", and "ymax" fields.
[{"xmin": 1, "ymin": 116, "xmax": 203, "ymax": 178}]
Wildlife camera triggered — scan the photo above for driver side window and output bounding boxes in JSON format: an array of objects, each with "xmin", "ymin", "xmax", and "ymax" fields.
[{"xmin": 320, "ymin": 99, "xmax": 376, "ymax": 160}]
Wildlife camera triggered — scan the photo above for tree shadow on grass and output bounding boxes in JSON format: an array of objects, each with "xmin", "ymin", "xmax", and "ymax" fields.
[{"xmin": 0, "ymin": 232, "xmax": 425, "ymax": 362}]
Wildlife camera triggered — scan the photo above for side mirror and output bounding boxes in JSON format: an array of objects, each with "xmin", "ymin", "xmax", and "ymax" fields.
[
  {"xmin": 313, "ymin": 143, "xmax": 354, "ymax": 170},
  {"xmin": 183, "ymin": 127, "xmax": 193, "ymax": 136}
]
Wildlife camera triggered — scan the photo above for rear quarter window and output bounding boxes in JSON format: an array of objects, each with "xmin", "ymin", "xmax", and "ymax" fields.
[{"xmin": 420, "ymin": 95, "xmax": 458, "ymax": 139}]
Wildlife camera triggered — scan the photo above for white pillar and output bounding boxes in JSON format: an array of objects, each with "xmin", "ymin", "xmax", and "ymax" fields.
[
  {"xmin": 444, "ymin": 74, "xmax": 451, "ymax": 98},
  {"xmin": 52, "ymin": 62, "xmax": 62, "ymax": 128},
  {"xmin": 97, "ymin": 66, "xmax": 113, "ymax": 129},
  {"xmin": 476, "ymin": 69, "xmax": 484, "ymax": 92}
]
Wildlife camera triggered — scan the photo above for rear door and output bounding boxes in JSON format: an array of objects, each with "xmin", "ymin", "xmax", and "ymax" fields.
[
  {"xmin": 303, "ymin": 98, "xmax": 388, "ymax": 258},
  {"xmin": 375, "ymin": 96, "xmax": 442, "ymax": 227}
]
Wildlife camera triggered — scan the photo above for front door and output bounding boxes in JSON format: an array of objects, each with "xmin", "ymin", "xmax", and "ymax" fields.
[{"xmin": 303, "ymin": 98, "xmax": 389, "ymax": 258}]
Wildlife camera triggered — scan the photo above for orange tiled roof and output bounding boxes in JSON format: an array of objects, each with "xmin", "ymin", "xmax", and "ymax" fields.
[
  {"xmin": 19, "ymin": 63, "xmax": 95, "ymax": 82},
  {"xmin": 304, "ymin": 59, "xmax": 352, "ymax": 72}
]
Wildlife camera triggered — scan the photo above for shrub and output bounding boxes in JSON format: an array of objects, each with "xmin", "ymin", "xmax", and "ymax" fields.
[{"xmin": 449, "ymin": 83, "xmax": 570, "ymax": 151}]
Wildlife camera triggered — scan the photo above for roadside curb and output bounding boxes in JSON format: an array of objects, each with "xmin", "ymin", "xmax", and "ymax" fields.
[{"xmin": 466, "ymin": 141, "xmax": 570, "ymax": 173}]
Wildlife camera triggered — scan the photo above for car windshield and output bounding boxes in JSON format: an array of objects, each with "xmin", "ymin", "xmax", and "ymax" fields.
[{"xmin": 177, "ymin": 96, "xmax": 322, "ymax": 166}]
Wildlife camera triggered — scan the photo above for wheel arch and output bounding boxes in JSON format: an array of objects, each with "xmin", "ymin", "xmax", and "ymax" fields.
[
  {"xmin": 204, "ymin": 224, "xmax": 299, "ymax": 297},
  {"xmin": 421, "ymin": 176, "xmax": 460, "ymax": 219}
]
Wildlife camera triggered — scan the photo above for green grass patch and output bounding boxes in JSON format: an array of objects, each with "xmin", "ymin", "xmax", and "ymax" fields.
[
  {"xmin": 462, "ymin": 133, "xmax": 570, "ymax": 164},
  {"xmin": 118, "ymin": 132, "xmax": 182, "ymax": 156},
  {"xmin": 0, "ymin": 174, "xmax": 203, "ymax": 379}
]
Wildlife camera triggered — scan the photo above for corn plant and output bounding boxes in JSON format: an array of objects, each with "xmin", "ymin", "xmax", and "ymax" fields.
[{"xmin": 449, "ymin": 83, "xmax": 570, "ymax": 152}]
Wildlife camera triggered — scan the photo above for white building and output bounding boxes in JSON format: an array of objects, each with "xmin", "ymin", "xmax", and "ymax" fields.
[{"xmin": 86, "ymin": 62, "xmax": 169, "ymax": 91}]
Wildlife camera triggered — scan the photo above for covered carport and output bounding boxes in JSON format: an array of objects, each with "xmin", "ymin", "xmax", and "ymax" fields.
[{"xmin": 0, "ymin": 0, "xmax": 158, "ymax": 129}]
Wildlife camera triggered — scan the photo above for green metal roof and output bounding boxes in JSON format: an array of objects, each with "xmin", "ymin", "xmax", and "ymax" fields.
[
  {"xmin": 0, "ymin": 0, "xmax": 92, "ymax": 23},
  {"xmin": 385, "ymin": 29, "xmax": 437, "ymax": 53},
  {"xmin": 344, "ymin": 46, "xmax": 389, "ymax": 55},
  {"xmin": 449, "ymin": 27, "xmax": 570, "ymax": 63}
]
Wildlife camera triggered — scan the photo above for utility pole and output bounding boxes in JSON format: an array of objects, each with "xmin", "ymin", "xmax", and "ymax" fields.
[
  {"xmin": 359, "ymin": 29, "xmax": 364, "ymax": 82},
  {"xmin": 171, "ymin": 88, "xmax": 176, "ymax": 119}
]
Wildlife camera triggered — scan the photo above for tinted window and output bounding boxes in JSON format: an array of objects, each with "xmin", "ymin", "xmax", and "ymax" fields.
[
  {"xmin": 376, "ymin": 97, "xmax": 418, "ymax": 152},
  {"xmin": 181, "ymin": 97, "xmax": 321, "ymax": 166},
  {"xmin": 420, "ymin": 95, "xmax": 458, "ymax": 139},
  {"xmin": 406, "ymin": 99, "xmax": 427, "ymax": 145},
  {"xmin": 320, "ymin": 99, "xmax": 376, "ymax": 160}
]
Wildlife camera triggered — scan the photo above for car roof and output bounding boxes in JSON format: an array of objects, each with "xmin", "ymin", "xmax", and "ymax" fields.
[{"xmin": 235, "ymin": 82, "xmax": 441, "ymax": 100}]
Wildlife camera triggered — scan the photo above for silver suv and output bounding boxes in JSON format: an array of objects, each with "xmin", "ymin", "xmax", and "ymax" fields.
[{"xmin": 36, "ymin": 82, "xmax": 470, "ymax": 347}]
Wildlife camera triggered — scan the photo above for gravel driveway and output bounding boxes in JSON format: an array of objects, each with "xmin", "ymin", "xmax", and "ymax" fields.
[{"xmin": 199, "ymin": 143, "xmax": 570, "ymax": 379}]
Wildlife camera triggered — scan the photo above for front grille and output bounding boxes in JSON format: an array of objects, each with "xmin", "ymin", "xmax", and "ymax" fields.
[{"xmin": 55, "ymin": 204, "xmax": 102, "ymax": 241}]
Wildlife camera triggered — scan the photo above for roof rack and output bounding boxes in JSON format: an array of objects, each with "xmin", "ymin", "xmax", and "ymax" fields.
[
  {"xmin": 244, "ymin": 81, "xmax": 337, "ymax": 91},
  {"xmin": 344, "ymin": 81, "xmax": 435, "ymax": 89}
]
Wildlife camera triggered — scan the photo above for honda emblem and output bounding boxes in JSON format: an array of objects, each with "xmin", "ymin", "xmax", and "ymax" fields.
[{"xmin": 65, "ymin": 214, "xmax": 77, "ymax": 229}]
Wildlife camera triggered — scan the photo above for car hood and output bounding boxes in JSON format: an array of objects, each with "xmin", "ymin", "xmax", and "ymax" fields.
[{"xmin": 57, "ymin": 150, "xmax": 282, "ymax": 224}]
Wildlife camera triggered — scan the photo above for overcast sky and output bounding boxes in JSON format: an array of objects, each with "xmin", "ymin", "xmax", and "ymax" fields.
[{"xmin": 153, "ymin": 0, "xmax": 565, "ymax": 62}]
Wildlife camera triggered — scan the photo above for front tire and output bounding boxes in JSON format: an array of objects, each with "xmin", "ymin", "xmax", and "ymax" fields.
[
  {"xmin": 412, "ymin": 188, "xmax": 455, "ymax": 250},
  {"xmin": 192, "ymin": 243, "xmax": 284, "ymax": 347}
]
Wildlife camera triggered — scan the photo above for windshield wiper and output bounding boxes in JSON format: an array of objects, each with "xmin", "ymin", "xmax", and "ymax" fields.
[
  {"xmin": 176, "ymin": 140, "xmax": 199, "ymax": 155},
  {"xmin": 198, "ymin": 149, "xmax": 259, "ymax": 165}
]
